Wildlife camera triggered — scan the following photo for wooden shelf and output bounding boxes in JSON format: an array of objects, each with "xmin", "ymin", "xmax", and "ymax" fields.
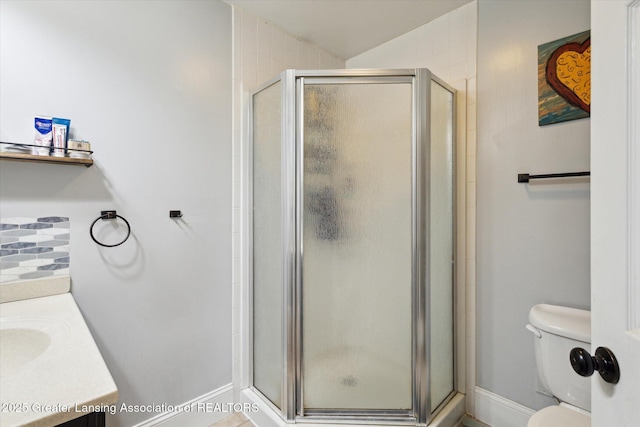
[{"xmin": 0, "ymin": 151, "xmax": 93, "ymax": 167}]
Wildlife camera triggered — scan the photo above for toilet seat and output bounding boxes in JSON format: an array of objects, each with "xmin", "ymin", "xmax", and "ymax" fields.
[{"xmin": 527, "ymin": 405, "xmax": 591, "ymax": 427}]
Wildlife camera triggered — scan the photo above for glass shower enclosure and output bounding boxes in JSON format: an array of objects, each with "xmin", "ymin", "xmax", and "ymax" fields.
[{"xmin": 251, "ymin": 69, "xmax": 456, "ymax": 425}]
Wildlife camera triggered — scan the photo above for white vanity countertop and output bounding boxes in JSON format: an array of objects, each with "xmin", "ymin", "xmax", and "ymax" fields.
[{"xmin": 0, "ymin": 292, "xmax": 118, "ymax": 427}]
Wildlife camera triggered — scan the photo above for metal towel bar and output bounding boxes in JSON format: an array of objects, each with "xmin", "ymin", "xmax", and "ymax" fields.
[{"xmin": 518, "ymin": 171, "xmax": 590, "ymax": 183}]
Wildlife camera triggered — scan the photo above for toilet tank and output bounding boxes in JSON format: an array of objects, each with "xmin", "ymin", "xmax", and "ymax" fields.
[{"xmin": 527, "ymin": 304, "xmax": 591, "ymax": 412}]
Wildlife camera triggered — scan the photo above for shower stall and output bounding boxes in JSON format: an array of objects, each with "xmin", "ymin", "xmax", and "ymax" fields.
[{"xmin": 250, "ymin": 69, "xmax": 456, "ymax": 425}]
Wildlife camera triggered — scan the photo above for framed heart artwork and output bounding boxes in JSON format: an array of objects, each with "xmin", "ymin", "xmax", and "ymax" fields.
[{"xmin": 538, "ymin": 30, "xmax": 591, "ymax": 126}]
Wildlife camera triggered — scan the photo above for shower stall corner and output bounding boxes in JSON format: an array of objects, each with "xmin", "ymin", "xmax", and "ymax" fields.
[{"xmin": 248, "ymin": 69, "xmax": 460, "ymax": 426}]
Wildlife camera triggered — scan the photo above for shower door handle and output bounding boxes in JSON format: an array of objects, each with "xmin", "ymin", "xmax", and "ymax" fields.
[{"xmin": 570, "ymin": 346, "xmax": 620, "ymax": 384}]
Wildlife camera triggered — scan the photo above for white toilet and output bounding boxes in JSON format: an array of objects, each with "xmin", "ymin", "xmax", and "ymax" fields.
[{"xmin": 526, "ymin": 304, "xmax": 592, "ymax": 427}]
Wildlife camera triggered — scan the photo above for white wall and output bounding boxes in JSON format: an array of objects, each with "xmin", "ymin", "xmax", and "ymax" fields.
[
  {"xmin": 230, "ymin": 7, "xmax": 345, "ymax": 394},
  {"xmin": 234, "ymin": 8, "xmax": 345, "ymax": 93},
  {"xmin": 0, "ymin": 1, "xmax": 232, "ymax": 426},
  {"xmin": 347, "ymin": 1, "xmax": 478, "ymax": 415},
  {"xmin": 476, "ymin": 0, "xmax": 590, "ymax": 418},
  {"xmin": 347, "ymin": 2, "xmax": 476, "ymax": 83}
]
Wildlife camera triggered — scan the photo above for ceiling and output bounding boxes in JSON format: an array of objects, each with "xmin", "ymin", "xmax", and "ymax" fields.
[{"xmin": 225, "ymin": 0, "xmax": 473, "ymax": 59}]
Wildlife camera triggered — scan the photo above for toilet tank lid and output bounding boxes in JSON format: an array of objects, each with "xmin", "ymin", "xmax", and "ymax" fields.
[{"xmin": 529, "ymin": 304, "xmax": 591, "ymax": 343}]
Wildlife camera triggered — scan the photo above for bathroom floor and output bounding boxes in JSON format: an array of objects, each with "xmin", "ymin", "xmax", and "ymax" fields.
[
  {"xmin": 461, "ymin": 415, "xmax": 490, "ymax": 427},
  {"xmin": 211, "ymin": 412, "xmax": 489, "ymax": 427},
  {"xmin": 210, "ymin": 412, "xmax": 256, "ymax": 427}
]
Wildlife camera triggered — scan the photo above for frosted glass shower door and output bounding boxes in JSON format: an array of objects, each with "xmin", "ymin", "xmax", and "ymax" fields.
[
  {"xmin": 253, "ymin": 81, "xmax": 283, "ymax": 409},
  {"xmin": 300, "ymin": 80, "xmax": 413, "ymax": 411},
  {"xmin": 429, "ymin": 80, "xmax": 455, "ymax": 411}
]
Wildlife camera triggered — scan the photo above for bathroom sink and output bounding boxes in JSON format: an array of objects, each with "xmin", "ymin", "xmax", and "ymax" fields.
[
  {"xmin": 0, "ymin": 292, "xmax": 118, "ymax": 427},
  {"xmin": 0, "ymin": 316, "xmax": 64, "ymax": 376},
  {"xmin": 0, "ymin": 327, "xmax": 51, "ymax": 374}
]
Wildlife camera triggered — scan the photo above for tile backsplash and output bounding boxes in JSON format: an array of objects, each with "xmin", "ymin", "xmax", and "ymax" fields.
[{"xmin": 0, "ymin": 216, "xmax": 70, "ymax": 283}]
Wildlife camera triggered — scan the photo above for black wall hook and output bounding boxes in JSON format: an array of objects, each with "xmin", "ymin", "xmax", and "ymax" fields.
[{"xmin": 169, "ymin": 210, "xmax": 183, "ymax": 218}]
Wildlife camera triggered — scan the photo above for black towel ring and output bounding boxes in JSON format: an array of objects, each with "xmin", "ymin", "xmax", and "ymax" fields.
[{"xmin": 90, "ymin": 211, "xmax": 131, "ymax": 247}]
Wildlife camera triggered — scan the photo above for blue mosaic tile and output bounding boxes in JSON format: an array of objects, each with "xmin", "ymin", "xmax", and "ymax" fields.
[
  {"xmin": 0, "ymin": 249, "xmax": 19, "ymax": 257},
  {"xmin": 0, "ymin": 274, "xmax": 20, "ymax": 283},
  {"xmin": 2, "ymin": 229, "xmax": 37, "ymax": 237},
  {"xmin": 20, "ymin": 223, "xmax": 53, "ymax": 230},
  {"xmin": 0, "ymin": 262, "xmax": 19, "ymax": 270},
  {"xmin": 37, "ymin": 240, "xmax": 69, "ymax": 247},
  {"xmin": 2, "ymin": 242, "xmax": 36, "ymax": 249},
  {"xmin": 21, "ymin": 247, "xmax": 53, "ymax": 254},
  {"xmin": 37, "ymin": 217, "xmax": 69, "ymax": 223},
  {"xmin": 1, "ymin": 215, "xmax": 71, "ymax": 283},
  {"xmin": 0, "ymin": 254, "xmax": 37, "ymax": 262},
  {"xmin": 19, "ymin": 271, "xmax": 54, "ymax": 280},
  {"xmin": 37, "ymin": 263, "xmax": 69, "ymax": 271},
  {"xmin": 38, "ymin": 251, "xmax": 68, "ymax": 259}
]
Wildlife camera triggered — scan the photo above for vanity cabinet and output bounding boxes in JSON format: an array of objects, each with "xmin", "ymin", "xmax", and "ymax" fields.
[
  {"xmin": 0, "ymin": 291, "xmax": 117, "ymax": 427},
  {"xmin": 57, "ymin": 412, "xmax": 105, "ymax": 427}
]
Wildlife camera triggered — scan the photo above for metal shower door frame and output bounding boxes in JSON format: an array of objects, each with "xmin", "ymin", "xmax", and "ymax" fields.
[
  {"xmin": 249, "ymin": 68, "xmax": 457, "ymax": 426},
  {"xmin": 294, "ymin": 71, "xmax": 418, "ymax": 424}
]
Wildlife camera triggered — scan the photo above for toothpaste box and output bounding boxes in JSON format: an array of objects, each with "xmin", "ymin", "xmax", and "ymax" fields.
[
  {"xmin": 33, "ymin": 116, "xmax": 52, "ymax": 155},
  {"xmin": 52, "ymin": 117, "xmax": 70, "ymax": 157}
]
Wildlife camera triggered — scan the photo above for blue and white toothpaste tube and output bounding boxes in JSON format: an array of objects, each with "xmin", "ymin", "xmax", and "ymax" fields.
[
  {"xmin": 33, "ymin": 116, "xmax": 52, "ymax": 155},
  {"xmin": 52, "ymin": 117, "xmax": 71, "ymax": 157}
]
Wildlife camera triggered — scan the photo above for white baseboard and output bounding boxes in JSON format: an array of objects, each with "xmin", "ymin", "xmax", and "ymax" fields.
[
  {"xmin": 473, "ymin": 387, "xmax": 535, "ymax": 427},
  {"xmin": 132, "ymin": 383, "xmax": 234, "ymax": 427},
  {"xmin": 429, "ymin": 393, "xmax": 466, "ymax": 427},
  {"xmin": 238, "ymin": 389, "xmax": 285, "ymax": 427},
  {"xmin": 130, "ymin": 385, "xmax": 529, "ymax": 427},
  {"xmin": 240, "ymin": 389, "xmax": 466, "ymax": 427}
]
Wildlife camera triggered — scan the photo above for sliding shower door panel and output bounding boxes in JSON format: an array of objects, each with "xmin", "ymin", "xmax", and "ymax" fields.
[{"xmin": 300, "ymin": 81, "xmax": 413, "ymax": 411}]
